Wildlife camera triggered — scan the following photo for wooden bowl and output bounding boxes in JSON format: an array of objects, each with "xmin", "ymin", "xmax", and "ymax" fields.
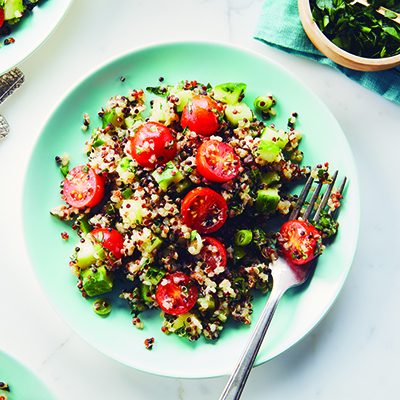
[{"xmin": 298, "ymin": 0, "xmax": 400, "ymax": 71}]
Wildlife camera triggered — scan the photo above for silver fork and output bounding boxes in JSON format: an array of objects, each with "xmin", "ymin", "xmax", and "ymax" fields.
[{"xmin": 219, "ymin": 169, "xmax": 347, "ymax": 400}]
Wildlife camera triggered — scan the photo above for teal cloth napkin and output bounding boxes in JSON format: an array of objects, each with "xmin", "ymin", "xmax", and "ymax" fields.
[{"xmin": 253, "ymin": 0, "xmax": 400, "ymax": 105}]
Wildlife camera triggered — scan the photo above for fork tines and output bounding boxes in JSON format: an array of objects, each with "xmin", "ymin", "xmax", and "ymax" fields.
[{"xmin": 288, "ymin": 169, "xmax": 346, "ymax": 222}]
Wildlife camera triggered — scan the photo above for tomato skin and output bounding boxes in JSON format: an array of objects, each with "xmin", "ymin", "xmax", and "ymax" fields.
[
  {"xmin": 63, "ymin": 165, "xmax": 105, "ymax": 209},
  {"xmin": 0, "ymin": 9, "xmax": 4, "ymax": 28},
  {"xmin": 181, "ymin": 187, "xmax": 228, "ymax": 234},
  {"xmin": 196, "ymin": 140, "xmax": 240, "ymax": 182},
  {"xmin": 279, "ymin": 220, "xmax": 322, "ymax": 265},
  {"xmin": 198, "ymin": 237, "xmax": 227, "ymax": 274},
  {"xmin": 156, "ymin": 272, "xmax": 198, "ymax": 315},
  {"xmin": 181, "ymin": 95, "xmax": 222, "ymax": 136},
  {"xmin": 129, "ymin": 121, "xmax": 177, "ymax": 169},
  {"xmin": 88, "ymin": 228, "xmax": 124, "ymax": 261}
]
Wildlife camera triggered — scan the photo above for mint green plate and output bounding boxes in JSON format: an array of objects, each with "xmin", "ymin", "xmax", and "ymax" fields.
[
  {"xmin": 0, "ymin": 348, "xmax": 58, "ymax": 399},
  {"xmin": 0, "ymin": 0, "xmax": 73, "ymax": 74},
  {"xmin": 23, "ymin": 41, "xmax": 360, "ymax": 378}
]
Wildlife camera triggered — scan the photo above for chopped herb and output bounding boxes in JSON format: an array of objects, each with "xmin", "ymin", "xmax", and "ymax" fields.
[
  {"xmin": 310, "ymin": 0, "xmax": 400, "ymax": 58},
  {"xmin": 121, "ymin": 188, "xmax": 133, "ymax": 199},
  {"xmin": 93, "ymin": 139, "xmax": 105, "ymax": 148}
]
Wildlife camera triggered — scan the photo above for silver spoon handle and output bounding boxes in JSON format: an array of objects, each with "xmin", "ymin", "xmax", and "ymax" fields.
[{"xmin": 219, "ymin": 286, "xmax": 285, "ymax": 400}]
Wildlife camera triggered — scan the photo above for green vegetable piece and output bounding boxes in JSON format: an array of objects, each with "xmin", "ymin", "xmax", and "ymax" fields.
[
  {"xmin": 254, "ymin": 95, "xmax": 273, "ymax": 112},
  {"xmin": 140, "ymin": 282, "xmax": 154, "ymax": 302},
  {"xmin": 74, "ymin": 238, "xmax": 97, "ymax": 269},
  {"xmin": 175, "ymin": 177, "xmax": 193, "ymax": 193},
  {"xmin": 150, "ymin": 97, "xmax": 168, "ymax": 122},
  {"xmin": 117, "ymin": 157, "xmax": 132, "ymax": 174},
  {"xmin": 141, "ymin": 234, "xmax": 163, "ymax": 254},
  {"xmin": 213, "ymin": 82, "xmax": 247, "ymax": 105},
  {"xmin": 234, "ymin": 230, "xmax": 253, "ymax": 246},
  {"xmin": 311, "ymin": 209, "xmax": 339, "ymax": 238},
  {"xmin": 102, "ymin": 109, "xmax": 120, "ymax": 128},
  {"xmin": 152, "ymin": 161, "xmax": 184, "ymax": 191},
  {"xmin": 75, "ymin": 214, "xmax": 93, "ymax": 236},
  {"xmin": 119, "ymin": 198, "xmax": 144, "ymax": 226},
  {"xmin": 142, "ymin": 265, "xmax": 166, "ymax": 286},
  {"xmin": 233, "ymin": 244, "xmax": 247, "ymax": 261},
  {"xmin": 171, "ymin": 89, "xmax": 194, "ymax": 112},
  {"xmin": 197, "ymin": 294, "xmax": 216, "ymax": 315},
  {"xmin": 253, "ymin": 139, "xmax": 281, "ymax": 162},
  {"xmin": 4, "ymin": 0, "xmax": 24, "ymax": 23},
  {"xmin": 225, "ymin": 103, "xmax": 254, "ymax": 127},
  {"xmin": 255, "ymin": 187, "xmax": 280, "ymax": 213},
  {"xmin": 93, "ymin": 298, "xmax": 112, "ymax": 315},
  {"xmin": 260, "ymin": 126, "xmax": 288, "ymax": 149},
  {"xmin": 260, "ymin": 171, "xmax": 280, "ymax": 186},
  {"xmin": 81, "ymin": 266, "xmax": 114, "ymax": 297}
]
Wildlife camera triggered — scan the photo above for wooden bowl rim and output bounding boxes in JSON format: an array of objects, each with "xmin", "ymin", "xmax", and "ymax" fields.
[{"xmin": 298, "ymin": 0, "xmax": 400, "ymax": 71}]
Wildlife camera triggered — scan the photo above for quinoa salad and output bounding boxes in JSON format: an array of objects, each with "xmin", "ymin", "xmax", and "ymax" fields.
[{"xmin": 51, "ymin": 78, "xmax": 342, "ymax": 343}]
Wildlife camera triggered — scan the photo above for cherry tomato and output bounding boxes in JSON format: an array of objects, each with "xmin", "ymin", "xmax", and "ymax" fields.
[
  {"xmin": 196, "ymin": 140, "xmax": 240, "ymax": 182},
  {"xmin": 181, "ymin": 95, "xmax": 223, "ymax": 136},
  {"xmin": 0, "ymin": 9, "xmax": 4, "ymax": 28},
  {"xmin": 279, "ymin": 220, "xmax": 322, "ymax": 265},
  {"xmin": 129, "ymin": 121, "xmax": 177, "ymax": 169},
  {"xmin": 63, "ymin": 165, "xmax": 105, "ymax": 209},
  {"xmin": 181, "ymin": 187, "xmax": 228, "ymax": 233},
  {"xmin": 197, "ymin": 237, "xmax": 227, "ymax": 274},
  {"xmin": 88, "ymin": 228, "xmax": 125, "ymax": 261},
  {"xmin": 156, "ymin": 272, "xmax": 198, "ymax": 315}
]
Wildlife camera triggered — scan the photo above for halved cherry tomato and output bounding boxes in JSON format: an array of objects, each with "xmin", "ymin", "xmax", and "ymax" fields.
[
  {"xmin": 156, "ymin": 272, "xmax": 198, "ymax": 315},
  {"xmin": 129, "ymin": 121, "xmax": 176, "ymax": 169},
  {"xmin": 197, "ymin": 237, "xmax": 227, "ymax": 274},
  {"xmin": 181, "ymin": 187, "xmax": 228, "ymax": 233},
  {"xmin": 278, "ymin": 220, "xmax": 322, "ymax": 265},
  {"xmin": 63, "ymin": 165, "xmax": 105, "ymax": 209},
  {"xmin": 181, "ymin": 95, "xmax": 223, "ymax": 136},
  {"xmin": 196, "ymin": 140, "xmax": 240, "ymax": 182},
  {"xmin": 0, "ymin": 9, "xmax": 4, "ymax": 28},
  {"xmin": 88, "ymin": 228, "xmax": 124, "ymax": 262}
]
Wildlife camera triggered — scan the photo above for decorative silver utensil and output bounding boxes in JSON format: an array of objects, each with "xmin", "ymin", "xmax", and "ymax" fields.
[{"xmin": 0, "ymin": 67, "xmax": 25, "ymax": 141}]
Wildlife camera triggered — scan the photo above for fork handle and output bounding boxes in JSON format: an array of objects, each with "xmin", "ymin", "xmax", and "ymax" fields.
[{"xmin": 219, "ymin": 286, "xmax": 286, "ymax": 400}]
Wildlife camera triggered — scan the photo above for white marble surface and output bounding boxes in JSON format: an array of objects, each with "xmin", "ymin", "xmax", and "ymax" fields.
[{"xmin": 1, "ymin": 0, "xmax": 400, "ymax": 399}]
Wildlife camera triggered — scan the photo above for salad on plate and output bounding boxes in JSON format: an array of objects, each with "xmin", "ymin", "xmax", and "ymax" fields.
[
  {"xmin": 0, "ymin": 0, "xmax": 40, "ymax": 46},
  {"xmin": 50, "ymin": 78, "xmax": 342, "ymax": 343}
]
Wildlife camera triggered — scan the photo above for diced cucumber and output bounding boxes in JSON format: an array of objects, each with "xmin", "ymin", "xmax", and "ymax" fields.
[
  {"xmin": 260, "ymin": 171, "xmax": 280, "ymax": 186},
  {"xmin": 197, "ymin": 294, "xmax": 216, "ymax": 315},
  {"xmin": 142, "ymin": 265, "xmax": 166, "ymax": 286},
  {"xmin": 171, "ymin": 89, "xmax": 194, "ymax": 112},
  {"xmin": 175, "ymin": 177, "xmax": 193, "ymax": 194},
  {"xmin": 150, "ymin": 97, "xmax": 168, "ymax": 122},
  {"xmin": 139, "ymin": 282, "xmax": 153, "ymax": 302},
  {"xmin": 74, "ymin": 238, "xmax": 97, "ymax": 269},
  {"xmin": 102, "ymin": 109, "xmax": 122, "ymax": 128},
  {"xmin": 261, "ymin": 126, "xmax": 288, "ymax": 149},
  {"xmin": 225, "ymin": 103, "xmax": 253, "ymax": 127},
  {"xmin": 255, "ymin": 187, "xmax": 280, "ymax": 213},
  {"xmin": 4, "ymin": 0, "xmax": 24, "ymax": 22},
  {"xmin": 74, "ymin": 236, "xmax": 107, "ymax": 269},
  {"xmin": 253, "ymin": 139, "xmax": 281, "ymax": 163},
  {"xmin": 119, "ymin": 198, "xmax": 144, "ymax": 226},
  {"xmin": 81, "ymin": 266, "xmax": 114, "ymax": 297},
  {"xmin": 141, "ymin": 234, "xmax": 163, "ymax": 255},
  {"xmin": 213, "ymin": 82, "xmax": 247, "ymax": 105},
  {"xmin": 152, "ymin": 161, "xmax": 184, "ymax": 191},
  {"xmin": 75, "ymin": 214, "xmax": 93, "ymax": 237}
]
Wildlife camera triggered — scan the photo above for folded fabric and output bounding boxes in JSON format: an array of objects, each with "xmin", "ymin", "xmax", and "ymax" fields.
[{"xmin": 253, "ymin": 0, "xmax": 400, "ymax": 106}]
